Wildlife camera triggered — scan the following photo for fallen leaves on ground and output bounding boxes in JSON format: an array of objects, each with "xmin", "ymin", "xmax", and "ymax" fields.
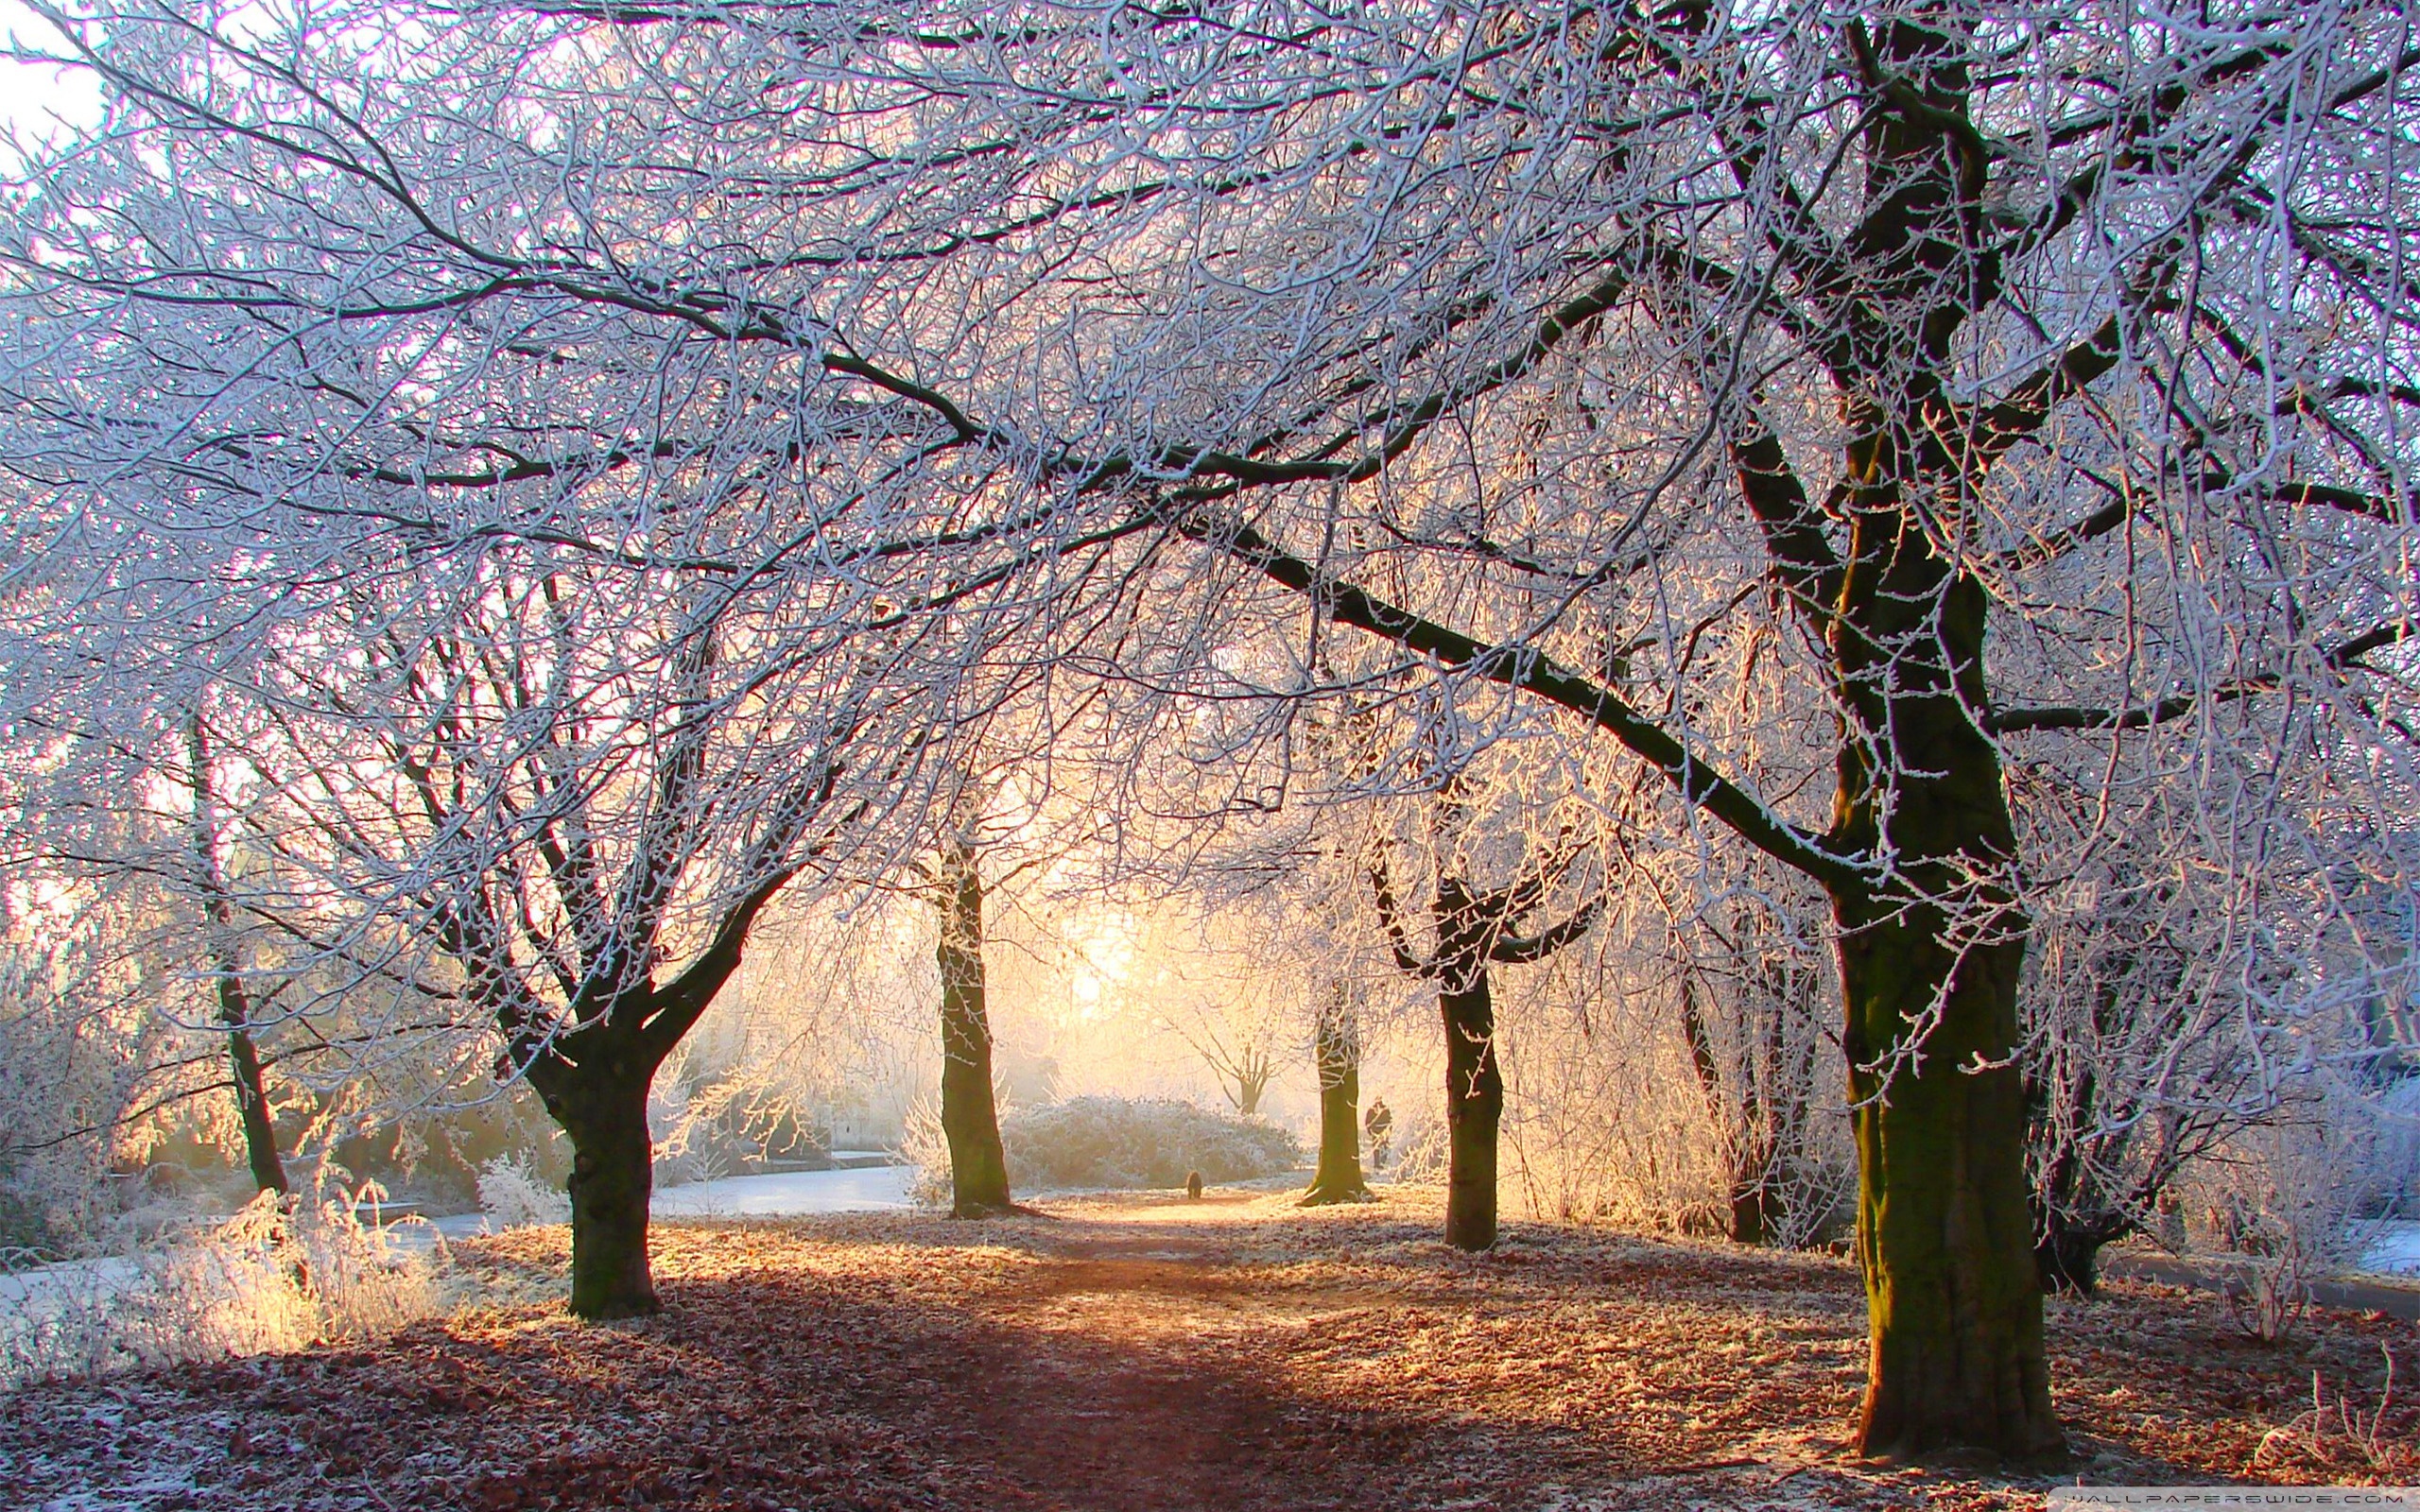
[{"xmin": 2, "ymin": 1188, "xmax": 2412, "ymax": 1511}]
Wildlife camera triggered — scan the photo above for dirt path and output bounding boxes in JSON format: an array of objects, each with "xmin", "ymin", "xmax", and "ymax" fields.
[
  {"xmin": 2, "ymin": 1189, "xmax": 2412, "ymax": 1511},
  {"xmin": 919, "ymin": 1196, "xmax": 1499, "ymax": 1510}
]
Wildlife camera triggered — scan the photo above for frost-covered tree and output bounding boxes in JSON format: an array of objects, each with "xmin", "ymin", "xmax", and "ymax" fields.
[
  {"xmin": 129, "ymin": 560, "xmax": 891, "ymax": 1315},
  {"xmin": 0, "ymin": 686, "xmax": 319, "ymax": 1216},
  {"xmin": 2019, "ymin": 756, "xmax": 2420, "ymax": 1294},
  {"xmin": 1369, "ymin": 773, "xmax": 1605, "ymax": 1251},
  {"xmin": 0, "ymin": 0, "xmax": 1147, "ymax": 1313}
]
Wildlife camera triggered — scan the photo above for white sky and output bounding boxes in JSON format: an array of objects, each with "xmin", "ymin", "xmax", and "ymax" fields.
[{"xmin": 0, "ymin": 1, "xmax": 104, "ymax": 154}]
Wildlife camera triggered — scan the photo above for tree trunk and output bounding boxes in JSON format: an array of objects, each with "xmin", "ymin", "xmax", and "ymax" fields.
[
  {"xmin": 558, "ymin": 1071, "xmax": 659, "ymax": 1318},
  {"xmin": 1680, "ymin": 970, "xmax": 1782, "ymax": 1246},
  {"xmin": 187, "ymin": 713, "xmax": 288, "ymax": 1197},
  {"xmin": 1301, "ymin": 983, "xmax": 1367, "ymax": 1206},
  {"xmin": 517, "ymin": 881, "xmax": 785, "ymax": 1319},
  {"xmin": 1728, "ymin": 1169, "xmax": 1780, "ymax": 1248},
  {"xmin": 1816, "ymin": 298, "xmax": 2065, "ymax": 1453},
  {"xmin": 203, "ymin": 909, "xmax": 285, "ymax": 1198},
  {"xmin": 2034, "ymin": 1210, "xmax": 2126, "ymax": 1297},
  {"xmin": 937, "ymin": 843, "xmax": 1011, "ymax": 1217},
  {"xmin": 220, "ymin": 974, "xmax": 302, "ymax": 1292},
  {"xmin": 223, "ymin": 1012, "xmax": 287, "ymax": 1197},
  {"xmin": 1835, "ymin": 885, "xmax": 2060, "ymax": 1460},
  {"xmin": 1440, "ymin": 974, "xmax": 1500, "ymax": 1250}
]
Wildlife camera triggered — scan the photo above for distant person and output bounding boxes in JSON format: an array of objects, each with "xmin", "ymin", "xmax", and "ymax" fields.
[{"xmin": 1364, "ymin": 1098, "xmax": 1393, "ymax": 1173}]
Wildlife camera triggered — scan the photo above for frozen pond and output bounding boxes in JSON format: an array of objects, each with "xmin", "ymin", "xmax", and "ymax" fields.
[
  {"xmin": 417, "ymin": 1162, "xmax": 921, "ymax": 1241},
  {"xmin": 0, "ymin": 1254, "xmax": 140, "ymax": 1309},
  {"xmin": 2359, "ymin": 1219, "xmax": 2420, "ymax": 1277},
  {"xmin": 651, "ymin": 1163, "xmax": 919, "ymax": 1219}
]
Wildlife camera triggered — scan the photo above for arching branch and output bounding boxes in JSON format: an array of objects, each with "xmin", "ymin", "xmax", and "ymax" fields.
[{"xmin": 1173, "ymin": 503, "xmax": 1859, "ymax": 890}]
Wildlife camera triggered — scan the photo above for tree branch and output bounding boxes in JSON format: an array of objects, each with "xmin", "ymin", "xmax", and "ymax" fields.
[
  {"xmin": 1177, "ymin": 505, "xmax": 1858, "ymax": 889},
  {"xmin": 1368, "ymin": 850, "xmax": 1438, "ymax": 979},
  {"xmin": 1490, "ymin": 891, "xmax": 1606, "ymax": 965},
  {"xmin": 1987, "ymin": 619, "xmax": 2413, "ymax": 733}
]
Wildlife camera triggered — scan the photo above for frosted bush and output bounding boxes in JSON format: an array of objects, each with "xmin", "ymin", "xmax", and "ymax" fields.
[
  {"xmin": 0, "ymin": 949, "xmax": 147, "ymax": 1253},
  {"xmin": 906, "ymin": 1095, "xmax": 1302, "ymax": 1200},
  {"xmin": 477, "ymin": 1155, "xmax": 570, "ymax": 1228},
  {"xmin": 2189, "ymin": 1078, "xmax": 2420, "ymax": 1340},
  {"xmin": 0, "ymin": 1187, "xmax": 445, "ymax": 1387},
  {"xmin": 898, "ymin": 1096, "xmax": 955, "ymax": 1207},
  {"xmin": 1000, "ymin": 1096, "xmax": 1301, "ymax": 1192}
]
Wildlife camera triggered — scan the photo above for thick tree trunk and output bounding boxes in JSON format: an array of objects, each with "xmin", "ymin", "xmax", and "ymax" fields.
[
  {"xmin": 1815, "ymin": 301, "xmax": 2065, "ymax": 1453},
  {"xmin": 558, "ymin": 1072, "xmax": 659, "ymax": 1318},
  {"xmin": 937, "ymin": 846, "xmax": 1012, "ymax": 1217},
  {"xmin": 1440, "ymin": 975, "xmax": 1500, "ymax": 1250},
  {"xmin": 518, "ymin": 880, "xmax": 784, "ymax": 1319},
  {"xmin": 1835, "ymin": 886, "xmax": 2060, "ymax": 1460},
  {"xmin": 1301, "ymin": 983, "xmax": 1367, "ymax": 1206}
]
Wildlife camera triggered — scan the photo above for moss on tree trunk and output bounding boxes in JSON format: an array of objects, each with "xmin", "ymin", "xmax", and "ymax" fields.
[
  {"xmin": 1301, "ymin": 983, "xmax": 1367, "ymax": 1206},
  {"xmin": 938, "ymin": 845, "xmax": 1012, "ymax": 1217},
  {"xmin": 1825, "ymin": 778, "xmax": 2064, "ymax": 1465},
  {"xmin": 1833, "ymin": 886, "xmax": 2059, "ymax": 1460}
]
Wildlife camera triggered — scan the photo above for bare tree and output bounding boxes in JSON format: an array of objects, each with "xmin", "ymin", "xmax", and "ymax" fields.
[
  {"xmin": 232, "ymin": 575, "xmax": 879, "ymax": 1315},
  {"xmin": 0, "ymin": 0, "xmax": 1123, "ymax": 1310},
  {"xmin": 2016, "ymin": 784, "xmax": 2367, "ymax": 1295},
  {"xmin": 1674, "ymin": 923, "xmax": 1830, "ymax": 1249},
  {"xmin": 1162, "ymin": 1009, "xmax": 1278, "ymax": 1121}
]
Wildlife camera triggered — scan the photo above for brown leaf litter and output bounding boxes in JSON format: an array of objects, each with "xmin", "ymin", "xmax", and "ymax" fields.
[{"xmin": 2, "ymin": 1188, "xmax": 2411, "ymax": 1510}]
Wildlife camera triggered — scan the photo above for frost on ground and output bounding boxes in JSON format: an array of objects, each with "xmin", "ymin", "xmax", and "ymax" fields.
[{"xmin": 0, "ymin": 1188, "xmax": 2412, "ymax": 1512}]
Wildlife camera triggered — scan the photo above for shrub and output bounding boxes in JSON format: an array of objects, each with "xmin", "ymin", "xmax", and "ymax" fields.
[
  {"xmin": 898, "ymin": 1096, "xmax": 954, "ymax": 1207},
  {"xmin": 0, "ymin": 1188, "xmax": 445, "ymax": 1387},
  {"xmin": 2187, "ymin": 1075, "xmax": 2420, "ymax": 1341},
  {"xmin": 994, "ymin": 1096, "xmax": 1302, "ymax": 1193},
  {"xmin": 476, "ymin": 1155, "xmax": 569, "ymax": 1228}
]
